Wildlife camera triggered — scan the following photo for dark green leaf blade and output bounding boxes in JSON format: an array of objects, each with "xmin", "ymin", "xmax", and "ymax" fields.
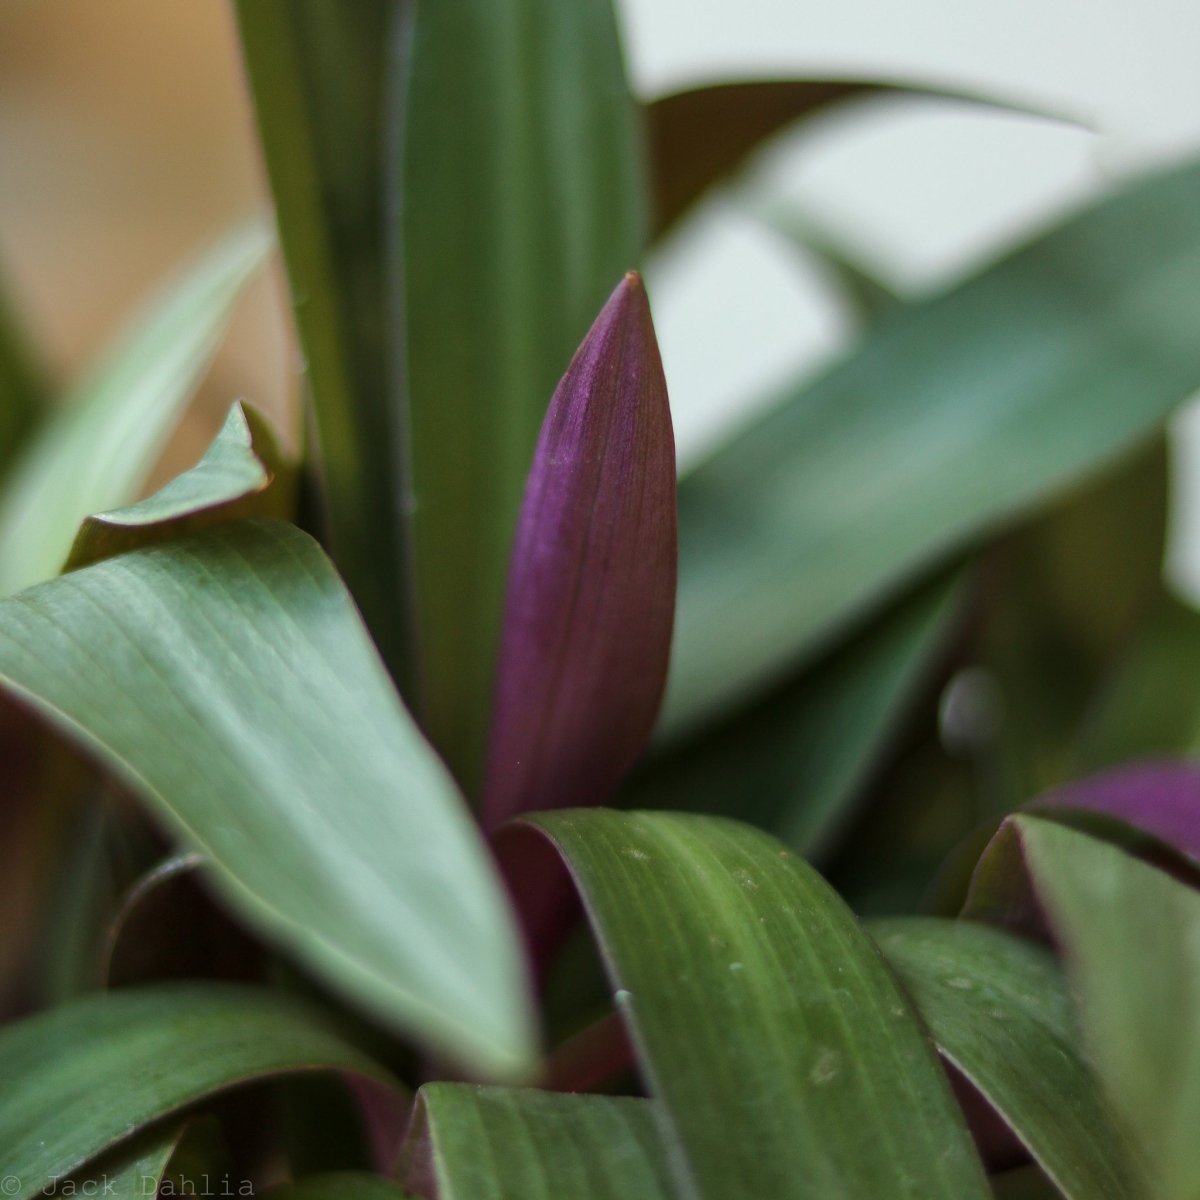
[
  {"xmin": 0, "ymin": 520, "xmax": 535, "ymax": 1077},
  {"xmin": 266, "ymin": 1175, "xmax": 413, "ymax": 1200},
  {"xmin": 1019, "ymin": 816, "xmax": 1200, "ymax": 1200},
  {"xmin": 0, "ymin": 984, "xmax": 391, "ymax": 1198},
  {"xmin": 399, "ymin": 0, "xmax": 646, "ymax": 789},
  {"xmin": 873, "ymin": 917, "xmax": 1138, "ymax": 1199},
  {"xmin": 234, "ymin": 2, "xmax": 408, "ymax": 677},
  {"xmin": 665, "ymin": 157, "xmax": 1200, "ymax": 737},
  {"xmin": 66, "ymin": 401, "xmax": 287, "ymax": 571},
  {"xmin": 527, "ymin": 810, "xmax": 989, "ymax": 1200},
  {"xmin": 628, "ymin": 570, "xmax": 964, "ymax": 855},
  {"xmin": 400, "ymin": 1084, "xmax": 671, "ymax": 1200},
  {"xmin": 0, "ymin": 221, "xmax": 271, "ymax": 597},
  {"xmin": 0, "ymin": 264, "xmax": 48, "ymax": 477}
]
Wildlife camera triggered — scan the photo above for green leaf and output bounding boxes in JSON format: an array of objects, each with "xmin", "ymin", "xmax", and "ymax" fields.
[
  {"xmin": 872, "ymin": 917, "xmax": 1139, "ymax": 1199},
  {"xmin": 628, "ymin": 570, "xmax": 963, "ymax": 856},
  {"xmin": 527, "ymin": 810, "xmax": 989, "ymax": 1199},
  {"xmin": 0, "ymin": 984, "xmax": 390, "ymax": 1198},
  {"xmin": 664, "ymin": 156, "xmax": 1200, "ymax": 738},
  {"xmin": 66, "ymin": 401, "xmax": 288, "ymax": 572},
  {"xmin": 400, "ymin": 1084, "xmax": 671, "ymax": 1200},
  {"xmin": 60, "ymin": 1122, "xmax": 186, "ymax": 1199},
  {"xmin": 0, "ymin": 221, "xmax": 271, "ymax": 597},
  {"xmin": 0, "ymin": 264, "xmax": 48, "ymax": 477},
  {"xmin": 1018, "ymin": 816, "xmax": 1200, "ymax": 1200},
  {"xmin": 1076, "ymin": 592, "xmax": 1200, "ymax": 769},
  {"xmin": 966, "ymin": 438, "xmax": 1170, "ymax": 809},
  {"xmin": 266, "ymin": 1174, "xmax": 413, "ymax": 1200},
  {"xmin": 756, "ymin": 204, "xmax": 903, "ymax": 322},
  {"xmin": 399, "ymin": 0, "xmax": 646, "ymax": 789},
  {"xmin": 0, "ymin": 519, "xmax": 535, "ymax": 1078},
  {"xmin": 234, "ymin": 2, "xmax": 409, "ymax": 679}
]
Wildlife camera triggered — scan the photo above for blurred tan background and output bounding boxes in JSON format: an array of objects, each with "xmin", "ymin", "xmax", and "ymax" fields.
[{"xmin": 0, "ymin": 0, "xmax": 292, "ymax": 484}]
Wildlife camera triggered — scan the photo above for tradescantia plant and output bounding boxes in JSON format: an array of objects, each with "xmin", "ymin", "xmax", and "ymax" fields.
[{"xmin": 4, "ymin": 3, "xmax": 1200, "ymax": 1198}]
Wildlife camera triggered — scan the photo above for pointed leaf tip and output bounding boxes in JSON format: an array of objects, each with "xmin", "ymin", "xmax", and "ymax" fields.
[{"xmin": 483, "ymin": 275, "xmax": 677, "ymax": 828}]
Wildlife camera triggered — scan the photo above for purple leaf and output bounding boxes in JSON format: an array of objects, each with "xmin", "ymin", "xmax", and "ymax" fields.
[
  {"xmin": 962, "ymin": 760, "xmax": 1200, "ymax": 938},
  {"xmin": 1034, "ymin": 759, "xmax": 1200, "ymax": 862},
  {"xmin": 482, "ymin": 273, "xmax": 677, "ymax": 829}
]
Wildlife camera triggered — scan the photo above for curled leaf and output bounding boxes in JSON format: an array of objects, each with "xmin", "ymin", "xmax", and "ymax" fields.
[{"xmin": 482, "ymin": 275, "xmax": 676, "ymax": 829}]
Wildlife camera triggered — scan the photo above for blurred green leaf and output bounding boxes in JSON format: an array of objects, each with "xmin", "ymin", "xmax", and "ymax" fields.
[
  {"xmin": 969, "ymin": 439, "xmax": 1169, "ymax": 808},
  {"xmin": 234, "ymin": 2, "xmax": 409, "ymax": 679},
  {"xmin": 0, "ymin": 267, "xmax": 48, "ymax": 477},
  {"xmin": 628, "ymin": 570, "xmax": 964, "ymax": 856},
  {"xmin": 664, "ymin": 157, "xmax": 1200, "ymax": 739},
  {"xmin": 0, "ymin": 221, "xmax": 271, "ymax": 597},
  {"xmin": 528, "ymin": 810, "xmax": 989, "ymax": 1199},
  {"xmin": 1076, "ymin": 592, "xmax": 1200, "ymax": 768},
  {"xmin": 399, "ymin": 0, "xmax": 646, "ymax": 789},
  {"xmin": 0, "ymin": 520, "xmax": 535, "ymax": 1078},
  {"xmin": 1018, "ymin": 816, "xmax": 1200, "ymax": 1198},
  {"xmin": 756, "ymin": 203, "xmax": 903, "ymax": 323},
  {"xmin": 66, "ymin": 401, "xmax": 289, "ymax": 572},
  {"xmin": 400, "ymin": 1085, "xmax": 671, "ymax": 1200},
  {"xmin": 0, "ymin": 984, "xmax": 390, "ymax": 1199},
  {"xmin": 873, "ymin": 917, "xmax": 1138, "ymax": 1199}
]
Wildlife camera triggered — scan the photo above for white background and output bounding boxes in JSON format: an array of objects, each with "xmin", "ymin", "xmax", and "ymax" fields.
[{"xmin": 617, "ymin": 0, "xmax": 1200, "ymax": 591}]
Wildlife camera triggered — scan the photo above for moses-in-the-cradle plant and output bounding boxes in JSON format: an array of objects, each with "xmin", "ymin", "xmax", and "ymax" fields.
[{"xmin": 1, "ymin": 3, "xmax": 1200, "ymax": 1198}]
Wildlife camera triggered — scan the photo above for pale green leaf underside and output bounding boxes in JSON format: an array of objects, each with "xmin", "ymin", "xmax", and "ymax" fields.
[
  {"xmin": 530, "ymin": 809, "xmax": 989, "ymax": 1200},
  {"xmin": 0, "ymin": 984, "xmax": 388, "ymax": 1198},
  {"xmin": 0, "ymin": 520, "xmax": 535, "ymax": 1077},
  {"xmin": 873, "ymin": 917, "xmax": 1138, "ymax": 1199},
  {"xmin": 66, "ymin": 401, "xmax": 275, "ymax": 572},
  {"xmin": 404, "ymin": 1085, "xmax": 672, "ymax": 1200},
  {"xmin": 0, "ymin": 221, "xmax": 271, "ymax": 597}
]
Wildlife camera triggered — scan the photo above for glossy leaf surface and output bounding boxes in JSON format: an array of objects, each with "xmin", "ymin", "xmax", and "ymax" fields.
[
  {"xmin": 399, "ymin": 0, "xmax": 646, "ymax": 788},
  {"xmin": 401, "ymin": 1085, "xmax": 671, "ymax": 1200},
  {"xmin": 874, "ymin": 917, "xmax": 1138, "ymax": 1199},
  {"xmin": 234, "ymin": 2, "xmax": 409, "ymax": 675},
  {"xmin": 0, "ymin": 222, "xmax": 271, "ymax": 596},
  {"xmin": 664, "ymin": 157, "xmax": 1200, "ymax": 736},
  {"xmin": 0, "ymin": 984, "xmax": 388, "ymax": 1198},
  {"xmin": 482, "ymin": 275, "xmax": 675, "ymax": 828},
  {"xmin": 529, "ymin": 809, "xmax": 989, "ymax": 1200},
  {"xmin": 0, "ymin": 520, "xmax": 534, "ymax": 1077}
]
